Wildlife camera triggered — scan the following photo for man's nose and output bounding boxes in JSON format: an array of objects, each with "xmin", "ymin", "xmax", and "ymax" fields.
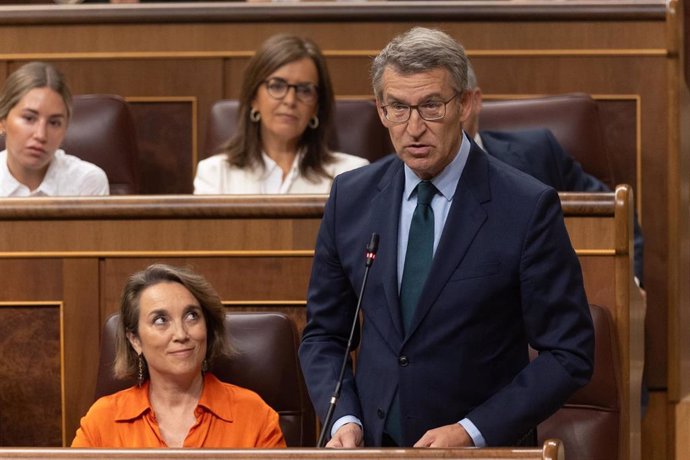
[{"xmin": 406, "ymin": 108, "xmax": 427, "ymax": 137}]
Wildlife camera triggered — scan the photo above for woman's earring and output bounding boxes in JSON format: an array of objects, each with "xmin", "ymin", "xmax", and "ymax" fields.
[
  {"xmin": 137, "ymin": 354, "xmax": 145, "ymax": 387},
  {"xmin": 308, "ymin": 115, "xmax": 319, "ymax": 129},
  {"xmin": 250, "ymin": 108, "xmax": 261, "ymax": 122},
  {"xmin": 201, "ymin": 359, "xmax": 208, "ymax": 373}
]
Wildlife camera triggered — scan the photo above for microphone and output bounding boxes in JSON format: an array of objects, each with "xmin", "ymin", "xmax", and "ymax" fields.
[{"xmin": 317, "ymin": 232, "xmax": 379, "ymax": 447}]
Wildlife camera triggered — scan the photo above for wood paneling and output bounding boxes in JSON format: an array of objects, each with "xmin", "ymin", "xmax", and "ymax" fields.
[
  {"xmin": 61, "ymin": 259, "xmax": 100, "ymax": 447},
  {"xmin": 129, "ymin": 100, "xmax": 196, "ymax": 194},
  {"xmin": 642, "ymin": 390, "xmax": 668, "ymax": 460},
  {"xmin": 0, "ymin": 304, "xmax": 61, "ymax": 446}
]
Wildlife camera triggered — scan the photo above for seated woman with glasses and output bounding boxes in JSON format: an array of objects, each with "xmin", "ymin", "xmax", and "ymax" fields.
[{"xmin": 193, "ymin": 34, "xmax": 368, "ymax": 194}]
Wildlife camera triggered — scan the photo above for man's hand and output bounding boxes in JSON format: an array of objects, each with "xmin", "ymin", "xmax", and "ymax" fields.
[
  {"xmin": 414, "ymin": 423, "xmax": 474, "ymax": 448},
  {"xmin": 326, "ymin": 423, "xmax": 364, "ymax": 448}
]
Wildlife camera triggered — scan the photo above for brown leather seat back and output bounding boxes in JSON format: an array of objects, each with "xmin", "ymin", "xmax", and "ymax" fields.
[
  {"xmin": 480, "ymin": 93, "xmax": 616, "ymax": 190},
  {"xmin": 0, "ymin": 94, "xmax": 140, "ymax": 195},
  {"xmin": 537, "ymin": 304, "xmax": 620, "ymax": 460},
  {"xmin": 203, "ymin": 99, "xmax": 240, "ymax": 159},
  {"xmin": 95, "ymin": 312, "xmax": 316, "ymax": 447},
  {"xmin": 63, "ymin": 95, "xmax": 140, "ymax": 194},
  {"xmin": 327, "ymin": 99, "xmax": 393, "ymax": 162},
  {"xmin": 202, "ymin": 99, "xmax": 392, "ymax": 163}
]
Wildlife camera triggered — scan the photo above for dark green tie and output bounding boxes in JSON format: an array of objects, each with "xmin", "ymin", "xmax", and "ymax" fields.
[
  {"xmin": 384, "ymin": 181, "xmax": 437, "ymax": 446},
  {"xmin": 400, "ymin": 180, "xmax": 437, "ymax": 333}
]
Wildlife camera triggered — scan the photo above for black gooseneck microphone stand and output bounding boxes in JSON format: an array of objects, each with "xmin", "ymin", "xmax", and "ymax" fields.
[{"xmin": 317, "ymin": 232, "xmax": 379, "ymax": 447}]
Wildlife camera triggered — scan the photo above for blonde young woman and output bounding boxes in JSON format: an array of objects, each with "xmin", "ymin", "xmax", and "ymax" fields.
[{"xmin": 0, "ymin": 62, "xmax": 108, "ymax": 196}]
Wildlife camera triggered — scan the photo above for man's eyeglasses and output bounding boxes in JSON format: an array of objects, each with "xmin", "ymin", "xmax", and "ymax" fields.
[
  {"xmin": 380, "ymin": 93, "xmax": 459, "ymax": 123},
  {"xmin": 263, "ymin": 78, "xmax": 319, "ymax": 104}
]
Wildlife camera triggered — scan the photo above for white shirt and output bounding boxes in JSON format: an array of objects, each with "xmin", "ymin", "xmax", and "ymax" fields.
[
  {"xmin": 0, "ymin": 149, "xmax": 109, "ymax": 197},
  {"xmin": 193, "ymin": 151, "xmax": 369, "ymax": 195}
]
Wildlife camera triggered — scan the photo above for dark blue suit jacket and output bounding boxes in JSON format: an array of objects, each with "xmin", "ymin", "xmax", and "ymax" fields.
[
  {"xmin": 480, "ymin": 128, "xmax": 644, "ymax": 284},
  {"xmin": 299, "ymin": 141, "xmax": 595, "ymax": 447}
]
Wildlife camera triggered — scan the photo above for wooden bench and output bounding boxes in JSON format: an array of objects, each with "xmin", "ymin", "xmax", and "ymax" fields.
[
  {"xmin": 0, "ymin": 190, "xmax": 639, "ymax": 459},
  {"xmin": 0, "ymin": 439, "xmax": 564, "ymax": 460}
]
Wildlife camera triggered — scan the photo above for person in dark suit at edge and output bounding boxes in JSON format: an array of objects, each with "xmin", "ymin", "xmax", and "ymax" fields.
[
  {"xmin": 464, "ymin": 63, "xmax": 644, "ymax": 288},
  {"xmin": 466, "ymin": 63, "xmax": 649, "ymax": 414},
  {"xmin": 299, "ymin": 27, "xmax": 595, "ymax": 448}
]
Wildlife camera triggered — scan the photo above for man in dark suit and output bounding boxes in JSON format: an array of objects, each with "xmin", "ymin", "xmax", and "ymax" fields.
[
  {"xmin": 464, "ymin": 65, "xmax": 644, "ymax": 285},
  {"xmin": 299, "ymin": 27, "xmax": 594, "ymax": 448}
]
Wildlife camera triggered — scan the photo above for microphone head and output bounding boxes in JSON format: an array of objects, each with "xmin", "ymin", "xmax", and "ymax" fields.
[{"xmin": 366, "ymin": 233, "xmax": 380, "ymax": 254}]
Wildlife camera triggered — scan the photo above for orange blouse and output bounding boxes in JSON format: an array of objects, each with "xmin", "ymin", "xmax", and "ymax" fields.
[{"xmin": 71, "ymin": 373, "xmax": 286, "ymax": 448}]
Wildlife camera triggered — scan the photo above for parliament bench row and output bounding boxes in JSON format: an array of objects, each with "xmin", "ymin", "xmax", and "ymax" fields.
[
  {"xmin": 0, "ymin": 92, "xmax": 627, "ymax": 198},
  {"xmin": 0, "ymin": 189, "xmax": 642, "ymax": 460}
]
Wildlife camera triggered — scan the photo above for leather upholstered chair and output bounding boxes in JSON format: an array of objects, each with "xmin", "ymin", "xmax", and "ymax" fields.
[
  {"xmin": 202, "ymin": 99, "xmax": 392, "ymax": 163},
  {"xmin": 479, "ymin": 93, "xmax": 617, "ymax": 190},
  {"xmin": 537, "ymin": 304, "xmax": 620, "ymax": 460},
  {"xmin": 203, "ymin": 99, "xmax": 240, "ymax": 160},
  {"xmin": 327, "ymin": 99, "xmax": 393, "ymax": 162},
  {"xmin": 0, "ymin": 94, "xmax": 140, "ymax": 194},
  {"xmin": 95, "ymin": 311, "xmax": 316, "ymax": 447},
  {"xmin": 65, "ymin": 95, "xmax": 140, "ymax": 194}
]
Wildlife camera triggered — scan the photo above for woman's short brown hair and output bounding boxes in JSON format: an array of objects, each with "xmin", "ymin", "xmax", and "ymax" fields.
[
  {"xmin": 221, "ymin": 34, "xmax": 336, "ymax": 181},
  {"xmin": 113, "ymin": 264, "xmax": 230, "ymax": 380},
  {"xmin": 0, "ymin": 61, "xmax": 72, "ymax": 121}
]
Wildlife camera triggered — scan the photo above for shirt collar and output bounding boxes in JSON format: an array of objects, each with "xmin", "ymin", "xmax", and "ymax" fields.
[
  {"xmin": 196, "ymin": 373, "xmax": 234, "ymax": 422},
  {"xmin": 0, "ymin": 149, "xmax": 64, "ymax": 197},
  {"xmin": 114, "ymin": 380, "xmax": 152, "ymax": 422},
  {"xmin": 403, "ymin": 131, "xmax": 471, "ymax": 202},
  {"xmin": 0, "ymin": 150, "xmax": 23, "ymax": 196},
  {"xmin": 35, "ymin": 150, "xmax": 64, "ymax": 196},
  {"xmin": 473, "ymin": 132, "xmax": 486, "ymax": 151},
  {"xmin": 114, "ymin": 373, "xmax": 234, "ymax": 423},
  {"xmin": 259, "ymin": 149, "xmax": 303, "ymax": 179}
]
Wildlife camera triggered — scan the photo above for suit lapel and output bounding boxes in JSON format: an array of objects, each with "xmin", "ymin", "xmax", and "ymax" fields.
[
  {"xmin": 368, "ymin": 159, "xmax": 406, "ymax": 341},
  {"xmin": 405, "ymin": 144, "xmax": 491, "ymax": 339}
]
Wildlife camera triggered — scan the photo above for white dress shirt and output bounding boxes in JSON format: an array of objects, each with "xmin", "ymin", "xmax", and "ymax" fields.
[
  {"xmin": 0, "ymin": 149, "xmax": 109, "ymax": 197},
  {"xmin": 193, "ymin": 150, "xmax": 369, "ymax": 195}
]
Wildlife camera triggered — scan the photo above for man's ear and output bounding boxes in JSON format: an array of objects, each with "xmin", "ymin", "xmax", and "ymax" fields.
[
  {"xmin": 473, "ymin": 87, "xmax": 483, "ymax": 116},
  {"xmin": 459, "ymin": 90, "xmax": 475, "ymax": 123},
  {"xmin": 127, "ymin": 331, "xmax": 143, "ymax": 355},
  {"xmin": 375, "ymin": 99, "xmax": 388, "ymax": 126}
]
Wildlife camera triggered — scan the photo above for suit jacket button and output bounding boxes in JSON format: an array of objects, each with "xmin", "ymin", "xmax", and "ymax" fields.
[
  {"xmin": 398, "ymin": 355, "xmax": 409, "ymax": 367},
  {"xmin": 377, "ymin": 408, "xmax": 385, "ymax": 419}
]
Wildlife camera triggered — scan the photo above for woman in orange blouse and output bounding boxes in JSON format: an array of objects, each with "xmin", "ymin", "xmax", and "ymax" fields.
[{"xmin": 71, "ymin": 264, "xmax": 286, "ymax": 448}]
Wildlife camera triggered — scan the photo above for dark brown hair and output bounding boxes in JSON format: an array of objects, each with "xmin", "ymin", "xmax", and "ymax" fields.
[
  {"xmin": 221, "ymin": 34, "xmax": 336, "ymax": 181},
  {"xmin": 113, "ymin": 264, "xmax": 230, "ymax": 380}
]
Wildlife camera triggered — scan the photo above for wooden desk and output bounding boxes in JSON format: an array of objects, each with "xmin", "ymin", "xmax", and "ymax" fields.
[
  {"xmin": 0, "ymin": 439, "xmax": 565, "ymax": 460},
  {"xmin": 0, "ymin": 190, "xmax": 639, "ymax": 460}
]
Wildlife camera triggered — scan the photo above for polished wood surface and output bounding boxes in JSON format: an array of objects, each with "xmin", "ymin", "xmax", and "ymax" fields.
[
  {"xmin": 0, "ymin": 439, "xmax": 564, "ymax": 460},
  {"xmin": 564, "ymin": 186, "xmax": 643, "ymax": 460}
]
